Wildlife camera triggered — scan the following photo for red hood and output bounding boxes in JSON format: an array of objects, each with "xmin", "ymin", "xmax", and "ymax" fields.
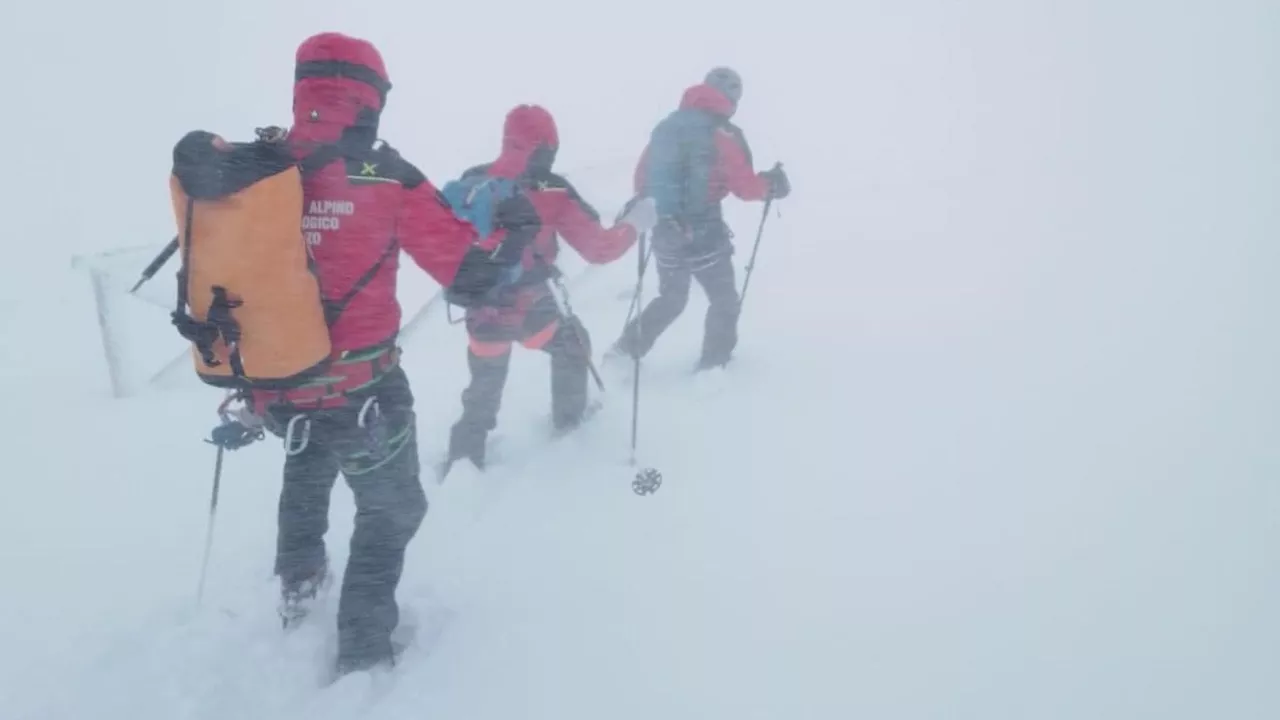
[
  {"xmin": 679, "ymin": 84, "xmax": 736, "ymax": 117},
  {"xmin": 289, "ymin": 33, "xmax": 390, "ymax": 145},
  {"xmin": 489, "ymin": 104, "xmax": 559, "ymax": 179}
]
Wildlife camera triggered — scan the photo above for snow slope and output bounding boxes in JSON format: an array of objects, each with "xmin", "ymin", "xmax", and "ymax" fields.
[{"xmin": 3, "ymin": 2, "xmax": 1278, "ymax": 718}]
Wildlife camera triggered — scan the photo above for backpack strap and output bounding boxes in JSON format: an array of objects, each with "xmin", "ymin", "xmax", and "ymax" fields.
[
  {"xmin": 719, "ymin": 120, "xmax": 754, "ymax": 167},
  {"xmin": 171, "ymin": 196, "xmax": 248, "ymax": 378},
  {"xmin": 321, "ymin": 237, "xmax": 399, "ymax": 326},
  {"xmin": 298, "ymin": 142, "xmax": 344, "ymax": 177},
  {"xmin": 289, "ymin": 139, "xmax": 401, "ymax": 328}
]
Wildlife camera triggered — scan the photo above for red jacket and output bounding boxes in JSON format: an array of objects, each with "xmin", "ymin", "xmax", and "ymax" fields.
[
  {"xmin": 633, "ymin": 84, "xmax": 771, "ymax": 206},
  {"xmin": 288, "ymin": 33, "xmax": 479, "ymax": 353},
  {"xmin": 466, "ymin": 104, "xmax": 637, "ymax": 273},
  {"xmin": 460, "ymin": 164, "xmax": 639, "ymax": 270}
]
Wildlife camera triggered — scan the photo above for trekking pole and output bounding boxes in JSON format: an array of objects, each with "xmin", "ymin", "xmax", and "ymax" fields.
[
  {"xmin": 619, "ymin": 242, "xmax": 654, "ymax": 336},
  {"xmin": 629, "ymin": 231, "xmax": 662, "ymax": 495},
  {"xmin": 194, "ymin": 395, "xmax": 264, "ymax": 606},
  {"xmin": 131, "ymin": 236, "xmax": 180, "ymax": 294},
  {"xmin": 195, "ymin": 444, "xmax": 225, "ymax": 607},
  {"xmin": 629, "ymin": 233, "xmax": 646, "ymax": 466},
  {"xmin": 546, "ymin": 274, "xmax": 606, "ymax": 393},
  {"xmin": 738, "ymin": 164, "xmax": 782, "ymax": 314}
]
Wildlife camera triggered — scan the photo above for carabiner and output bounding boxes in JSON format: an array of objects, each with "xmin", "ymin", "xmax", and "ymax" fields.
[
  {"xmin": 357, "ymin": 396, "xmax": 381, "ymax": 429},
  {"xmin": 284, "ymin": 414, "xmax": 311, "ymax": 456}
]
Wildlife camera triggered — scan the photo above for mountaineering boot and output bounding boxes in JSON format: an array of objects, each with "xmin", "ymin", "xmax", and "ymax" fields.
[
  {"xmin": 443, "ymin": 347, "xmax": 510, "ymax": 473},
  {"xmin": 604, "ymin": 335, "xmax": 636, "ymax": 363},
  {"xmin": 279, "ymin": 555, "xmax": 331, "ymax": 629},
  {"xmin": 333, "ymin": 639, "xmax": 397, "ymax": 677},
  {"xmin": 545, "ymin": 319, "xmax": 591, "ymax": 433},
  {"xmin": 331, "ymin": 609, "xmax": 421, "ymax": 681},
  {"xmin": 447, "ymin": 420, "xmax": 488, "ymax": 471},
  {"xmin": 329, "ymin": 621, "xmax": 417, "ymax": 683},
  {"xmin": 551, "ymin": 398, "xmax": 603, "ymax": 439},
  {"xmin": 601, "ymin": 338, "xmax": 634, "ymax": 376},
  {"xmin": 691, "ymin": 348, "xmax": 732, "ymax": 368},
  {"xmin": 692, "ymin": 252, "xmax": 741, "ymax": 372}
]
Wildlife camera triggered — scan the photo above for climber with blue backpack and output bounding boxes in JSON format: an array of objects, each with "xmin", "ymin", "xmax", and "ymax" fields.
[
  {"xmin": 610, "ymin": 67, "xmax": 790, "ymax": 371},
  {"xmin": 439, "ymin": 104, "xmax": 657, "ymax": 475}
]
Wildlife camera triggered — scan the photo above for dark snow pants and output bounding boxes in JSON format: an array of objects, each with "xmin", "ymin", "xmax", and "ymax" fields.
[
  {"xmin": 618, "ymin": 244, "xmax": 741, "ymax": 368},
  {"xmin": 270, "ymin": 365, "xmax": 425, "ymax": 669},
  {"xmin": 450, "ymin": 290, "xmax": 592, "ymax": 464}
]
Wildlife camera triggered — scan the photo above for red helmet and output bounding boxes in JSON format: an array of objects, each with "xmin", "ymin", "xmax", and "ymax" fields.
[
  {"xmin": 491, "ymin": 104, "xmax": 560, "ymax": 178},
  {"xmin": 291, "ymin": 33, "xmax": 392, "ymax": 141}
]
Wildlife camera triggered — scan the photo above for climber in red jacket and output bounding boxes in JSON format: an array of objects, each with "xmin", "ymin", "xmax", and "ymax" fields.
[
  {"xmin": 443, "ymin": 104, "xmax": 657, "ymax": 474},
  {"xmin": 253, "ymin": 32, "xmax": 538, "ymax": 679}
]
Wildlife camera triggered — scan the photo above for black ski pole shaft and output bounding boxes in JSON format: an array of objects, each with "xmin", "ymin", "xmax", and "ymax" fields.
[
  {"xmin": 131, "ymin": 236, "xmax": 180, "ymax": 294},
  {"xmin": 584, "ymin": 345, "xmax": 606, "ymax": 393},
  {"xmin": 620, "ymin": 243, "xmax": 654, "ymax": 335},
  {"xmin": 195, "ymin": 445, "xmax": 225, "ymax": 607},
  {"xmin": 546, "ymin": 276, "xmax": 605, "ymax": 393},
  {"xmin": 629, "ymin": 232, "xmax": 647, "ymax": 465},
  {"xmin": 738, "ymin": 196, "xmax": 775, "ymax": 315},
  {"xmin": 624, "ymin": 242, "xmax": 655, "ymax": 317}
]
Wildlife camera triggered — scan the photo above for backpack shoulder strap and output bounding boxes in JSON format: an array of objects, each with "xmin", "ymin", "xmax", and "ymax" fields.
[
  {"xmin": 538, "ymin": 171, "xmax": 601, "ymax": 222},
  {"xmin": 717, "ymin": 120, "xmax": 754, "ymax": 167},
  {"xmin": 461, "ymin": 163, "xmax": 492, "ymax": 181},
  {"xmin": 173, "ymin": 197, "xmax": 196, "ymax": 330},
  {"xmin": 290, "ymin": 140, "xmax": 399, "ymax": 327},
  {"xmin": 298, "ymin": 142, "xmax": 344, "ymax": 177},
  {"xmin": 321, "ymin": 237, "xmax": 399, "ymax": 326}
]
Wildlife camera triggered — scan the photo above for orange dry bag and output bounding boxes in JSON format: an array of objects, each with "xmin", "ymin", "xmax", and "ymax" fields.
[{"xmin": 168, "ymin": 129, "xmax": 333, "ymax": 390}]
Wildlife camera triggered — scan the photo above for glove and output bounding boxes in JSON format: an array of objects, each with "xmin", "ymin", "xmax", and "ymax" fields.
[
  {"xmin": 761, "ymin": 164, "xmax": 790, "ymax": 200},
  {"xmin": 616, "ymin": 196, "xmax": 658, "ymax": 234}
]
